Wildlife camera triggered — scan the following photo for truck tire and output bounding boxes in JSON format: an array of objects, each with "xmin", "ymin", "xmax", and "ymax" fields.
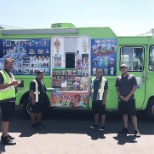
[
  {"xmin": 146, "ymin": 98, "xmax": 154, "ymax": 121},
  {"xmin": 22, "ymin": 98, "xmax": 51, "ymax": 119}
]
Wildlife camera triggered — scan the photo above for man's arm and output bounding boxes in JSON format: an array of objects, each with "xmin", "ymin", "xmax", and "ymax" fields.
[
  {"xmin": 124, "ymin": 85, "xmax": 137, "ymax": 102},
  {"xmin": 116, "ymin": 87, "xmax": 125, "ymax": 101},
  {"xmin": 102, "ymin": 80, "xmax": 108, "ymax": 105},
  {"xmin": 0, "ymin": 73, "xmax": 20, "ymax": 90},
  {"xmin": 115, "ymin": 77, "xmax": 125, "ymax": 101},
  {"xmin": 124, "ymin": 76, "xmax": 137, "ymax": 102},
  {"xmin": 30, "ymin": 81, "xmax": 36, "ymax": 105},
  {"xmin": 30, "ymin": 90, "xmax": 36, "ymax": 105},
  {"xmin": 102, "ymin": 89, "xmax": 107, "ymax": 105},
  {"xmin": 0, "ymin": 82, "xmax": 20, "ymax": 90}
]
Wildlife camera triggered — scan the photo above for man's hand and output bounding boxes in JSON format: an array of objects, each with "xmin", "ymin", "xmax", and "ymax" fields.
[
  {"xmin": 124, "ymin": 96, "xmax": 130, "ymax": 102},
  {"xmin": 119, "ymin": 95, "xmax": 125, "ymax": 101},
  {"xmin": 102, "ymin": 100, "xmax": 106, "ymax": 105},
  {"xmin": 31, "ymin": 99, "xmax": 36, "ymax": 105},
  {"xmin": 11, "ymin": 80, "xmax": 21, "ymax": 87}
]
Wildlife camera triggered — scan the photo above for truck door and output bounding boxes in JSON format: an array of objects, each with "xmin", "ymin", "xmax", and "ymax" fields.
[
  {"xmin": 51, "ymin": 36, "xmax": 91, "ymax": 108},
  {"xmin": 120, "ymin": 46, "xmax": 146, "ymax": 109}
]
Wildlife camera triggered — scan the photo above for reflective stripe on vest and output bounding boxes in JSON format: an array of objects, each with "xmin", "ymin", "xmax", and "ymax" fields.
[
  {"xmin": 33, "ymin": 79, "xmax": 40, "ymax": 102},
  {"xmin": 0, "ymin": 70, "xmax": 15, "ymax": 101},
  {"xmin": 91, "ymin": 77, "xmax": 106, "ymax": 100}
]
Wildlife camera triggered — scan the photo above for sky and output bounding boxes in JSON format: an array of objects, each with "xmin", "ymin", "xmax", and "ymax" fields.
[{"xmin": 0, "ymin": 0, "xmax": 154, "ymax": 36}]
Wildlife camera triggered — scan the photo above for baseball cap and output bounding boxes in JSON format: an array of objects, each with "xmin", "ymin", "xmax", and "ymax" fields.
[
  {"xmin": 36, "ymin": 70, "xmax": 43, "ymax": 75},
  {"xmin": 120, "ymin": 64, "xmax": 128, "ymax": 68}
]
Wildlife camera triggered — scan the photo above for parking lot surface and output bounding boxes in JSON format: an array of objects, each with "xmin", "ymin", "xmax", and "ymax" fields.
[{"xmin": 0, "ymin": 108, "xmax": 153, "ymax": 154}]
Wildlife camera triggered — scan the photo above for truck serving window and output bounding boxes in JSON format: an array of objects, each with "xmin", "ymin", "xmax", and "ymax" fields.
[
  {"xmin": 66, "ymin": 53, "xmax": 75, "ymax": 68},
  {"xmin": 149, "ymin": 45, "xmax": 154, "ymax": 71},
  {"xmin": 120, "ymin": 47, "xmax": 144, "ymax": 71}
]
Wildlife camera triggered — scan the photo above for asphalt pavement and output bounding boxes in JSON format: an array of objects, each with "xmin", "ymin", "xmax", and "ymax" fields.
[{"xmin": 0, "ymin": 108, "xmax": 153, "ymax": 154}]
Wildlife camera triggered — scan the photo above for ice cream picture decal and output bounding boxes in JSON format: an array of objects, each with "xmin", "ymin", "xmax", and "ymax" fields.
[{"xmin": 54, "ymin": 39, "xmax": 61, "ymax": 53}]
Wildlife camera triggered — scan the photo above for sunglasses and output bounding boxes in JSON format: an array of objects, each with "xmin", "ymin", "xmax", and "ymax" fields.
[
  {"xmin": 97, "ymin": 72, "xmax": 102, "ymax": 73},
  {"xmin": 120, "ymin": 67, "xmax": 127, "ymax": 69}
]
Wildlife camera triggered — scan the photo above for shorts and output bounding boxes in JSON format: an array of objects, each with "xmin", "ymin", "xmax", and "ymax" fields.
[
  {"xmin": 0, "ymin": 101, "xmax": 15, "ymax": 121},
  {"xmin": 31, "ymin": 102, "xmax": 44, "ymax": 113},
  {"xmin": 118, "ymin": 99, "xmax": 136, "ymax": 116},
  {"xmin": 92, "ymin": 100, "xmax": 106, "ymax": 115}
]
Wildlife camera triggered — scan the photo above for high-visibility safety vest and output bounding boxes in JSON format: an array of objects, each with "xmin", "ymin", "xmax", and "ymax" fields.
[
  {"xmin": 91, "ymin": 77, "xmax": 107, "ymax": 101},
  {"xmin": 31, "ymin": 79, "xmax": 40, "ymax": 102},
  {"xmin": 0, "ymin": 70, "xmax": 16, "ymax": 101}
]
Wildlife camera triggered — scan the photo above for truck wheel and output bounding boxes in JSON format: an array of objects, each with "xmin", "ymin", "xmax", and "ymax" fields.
[{"xmin": 146, "ymin": 98, "xmax": 154, "ymax": 121}]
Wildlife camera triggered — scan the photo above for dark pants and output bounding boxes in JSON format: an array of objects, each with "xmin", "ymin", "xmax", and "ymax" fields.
[
  {"xmin": 92, "ymin": 100, "xmax": 106, "ymax": 115},
  {"xmin": 0, "ymin": 102, "xmax": 15, "ymax": 121},
  {"xmin": 31, "ymin": 102, "xmax": 44, "ymax": 113},
  {"xmin": 118, "ymin": 99, "xmax": 136, "ymax": 116}
]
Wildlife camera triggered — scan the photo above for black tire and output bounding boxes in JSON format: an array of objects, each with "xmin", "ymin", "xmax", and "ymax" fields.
[
  {"xmin": 146, "ymin": 98, "xmax": 154, "ymax": 121},
  {"xmin": 21, "ymin": 94, "xmax": 52, "ymax": 119}
]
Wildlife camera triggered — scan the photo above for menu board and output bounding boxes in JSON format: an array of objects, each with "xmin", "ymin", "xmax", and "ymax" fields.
[
  {"xmin": 52, "ymin": 36, "xmax": 90, "ymax": 92},
  {"xmin": 51, "ymin": 36, "xmax": 90, "ymax": 108},
  {"xmin": 0, "ymin": 39, "xmax": 50, "ymax": 75},
  {"xmin": 91, "ymin": 38, "xmax": 117, "ymax": 76}
]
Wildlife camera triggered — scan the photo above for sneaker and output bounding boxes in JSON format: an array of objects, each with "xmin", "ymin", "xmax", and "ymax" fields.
[
  {"xmin": 7, "ymin": 134, "xmax": 15, "ymax": 140},
  {"xmin": 90, "ymin": 124, "xmax": 99, "ymax": 129},
  {"xmin": 31, "ymin": 124, "xmax": 39, "ymax": 130},
  {"xmin": 118, "ymin": 127, "xmax": 128, "ymax": 133},
  {"xmin": 1, "ymin": 136, "xmax": 16, "ymax": 145},
  {"xmin": 1, "ymin": 135, "xmax": 15, "ymax": 140},
  {"xmin": 99, "ymin": 126, "xmax": 105, "ymax": 131},
  {"xmin": 36, "ymin": 122, "xmax": 45, "ymax": 128},
  {"xmin": 134, "ymin": 130, "xmax": 141, "ymax": 137}
]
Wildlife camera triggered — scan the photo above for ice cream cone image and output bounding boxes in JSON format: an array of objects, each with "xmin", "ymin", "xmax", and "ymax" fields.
[
  {"xmin": 82, "ymin": 38, "xmax": 87, "ymax": 52},
  {"xmin": 54, "ymin": 39, "xmax": 61, "ymax": 53}
]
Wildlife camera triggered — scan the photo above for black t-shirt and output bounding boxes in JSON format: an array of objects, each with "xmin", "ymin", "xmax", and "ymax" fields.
[
  {"xmin": 115, "ymin": 74, "xmax": 137, "ymax": 99},
  {"xmin": 30, "ymin": 78, "xmax": 47, "ymax": 103},
  {"xmin": 0, "ymin": 70, "xmax": 16, "ymax": 102},
  {"xmin": 93, "ymin": 77, "xmax": 108, "ymax": 101}
]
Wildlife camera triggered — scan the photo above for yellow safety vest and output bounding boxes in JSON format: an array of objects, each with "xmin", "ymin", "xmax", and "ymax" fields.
[
  {"xmin": 0, "ymin": 70, "xmax": 16, "ymax": 101},
  {"xmin": 91, "ymin": 77, "xmax": 107, "ymax": 100}
]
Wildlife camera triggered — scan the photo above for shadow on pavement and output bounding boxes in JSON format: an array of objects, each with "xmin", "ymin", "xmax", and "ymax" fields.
[
  {"xmin": 0, "ymin": 108, "xmax": 153, "ymax": 147},
  {"xmin": 0, "ymin": 144, "xmax": 5, "ymax": 153},
  {"xmin": 113, "ymin": 133, "xmax": 137, "ymax": 145}
]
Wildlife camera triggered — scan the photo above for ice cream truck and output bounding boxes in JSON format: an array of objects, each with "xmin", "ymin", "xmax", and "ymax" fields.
[{"xmin": 0, "ymin": 23, "xmax": 154, "ymax": 120}]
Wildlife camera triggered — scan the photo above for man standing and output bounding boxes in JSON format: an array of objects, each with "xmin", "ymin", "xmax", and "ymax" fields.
[
  {"xmin": 115, "ymin": 64, "xmax": 141, "ymax": 137},
  {"xmin": 90, "ymin": 68, "xmax": 108, "ymax": 131},
  {"xmin": 29, "ymin": 70, "xmax": 49, "ymax": 129},
  {"xmin": 0, "ymin": 58, "xmax": 21, "ymax": 145}
]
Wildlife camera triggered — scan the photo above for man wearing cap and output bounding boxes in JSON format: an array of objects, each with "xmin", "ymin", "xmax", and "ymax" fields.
[
  {"xmin": 115, "ymin": 64, "xmax": 141, "ymax": 137},
  {"xmin": 29, "ymin": 70, "xmax": 49, "ymax": 129}
]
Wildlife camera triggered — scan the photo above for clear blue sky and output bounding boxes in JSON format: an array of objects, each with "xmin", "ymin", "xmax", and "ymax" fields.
[{"xmin": 0, "ymin": 0, "xmax": 154, "ymax": 36}]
